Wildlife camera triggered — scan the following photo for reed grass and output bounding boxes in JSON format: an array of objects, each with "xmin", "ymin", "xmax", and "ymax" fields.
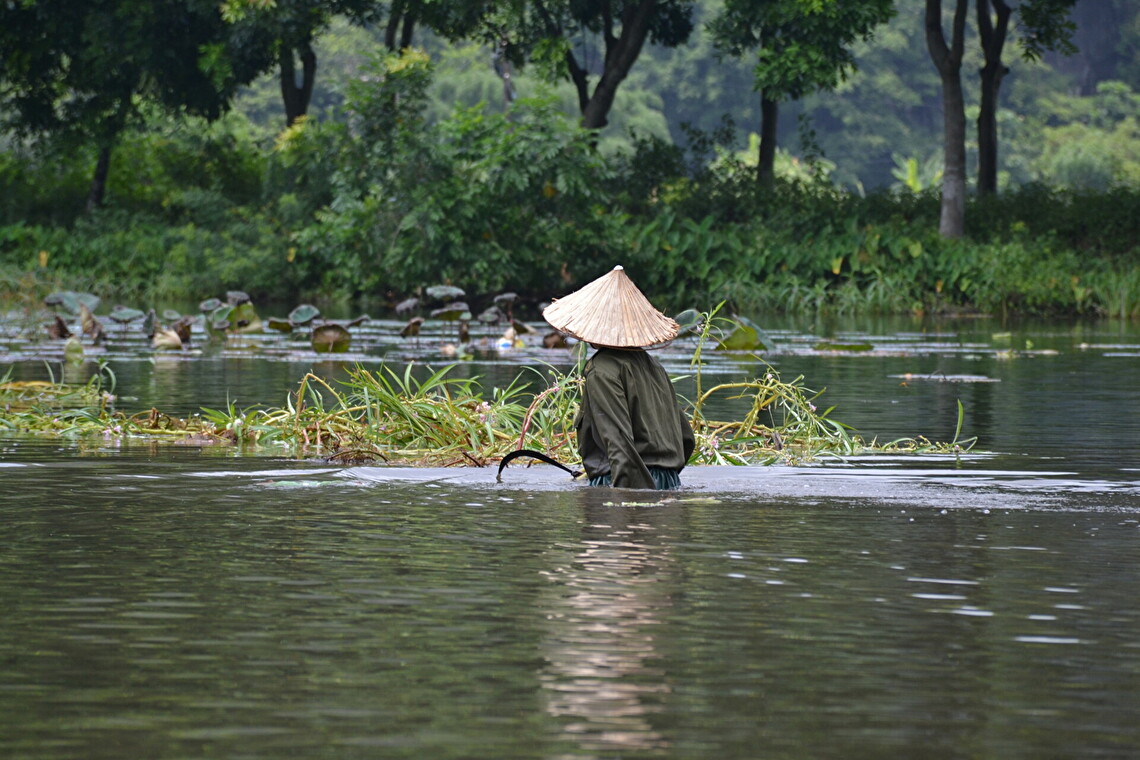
[{"xmin": 0, "ymin": 314, "xmax": 974, "ymax": 466}]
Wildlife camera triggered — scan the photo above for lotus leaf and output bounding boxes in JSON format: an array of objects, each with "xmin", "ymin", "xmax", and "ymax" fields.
[
  {"xmin": 267, "ymin": 317, "xmax": 294, "ymax": 333},
  {"xmin": 431, "ymin": 302, "xmax": 469, "ymax": 320},
  {"xmin": 226, "ymin": 290, "xmax": 251, "ymax": 306},
  {"xmin": 289, "ymin": 304, "xmax": 321, "ymax": 325},
  {"xmin": 716, "ymin": 316, "xmax": 769, "ymax": 351},
  {"xmin": 152, "ymin": 329, "xmax": 183, "ymax": 350},
  {"xmin": 162, "ymin": 309, "xmax": 182, "ymax": 321},
  {"xmin": 312, "ymin": 323, "xmax": 351, "ymax": 353},
  {"xmin": 108, "ymin": 306, "xmax": 145, "ymax": 323},
  {"xmin": 199, "ymin": 298, "xmax": 223, "ymax": 312},
  {"xmin": 229, "ymin": 302, "xmax": 262, "ymax": 333},
  {"xmin": 814, "ymin": 342, "xmax": 873, "ymax": 352},
  {"xmin": 64, "ymin": 336, "xmax": 84, "ymax": 364},
  {"xmin": 46, "ymin": 315, "xmax": 71, "ymax": 340},
  {"xmin": 478, "ymin": 306, "xmax": 505, "ymax": 324},
  {"xmin": 45, "ymin": 291, "xmax": 100, "ymax": 315},
  {"xmin": 673, "ymin": 309, "xmax": 703, "ymax": 335},
  {"xmin": 79, "ymin": 303, "xmax": 103, "ymax": 343},
  {"xmin": 400, "ymin": 317, "xmax": 424, "ymax": 338},
  {"xmin": 425, "ymin": 285, "xmax": 465, "ymax": 302},
  {"xmin": 206, "ymin": 306, "xmax": 233, "ymax": 338},
  {"xmin": 395, "ymin": 297, "xmax": 419, "ymax": 315}
]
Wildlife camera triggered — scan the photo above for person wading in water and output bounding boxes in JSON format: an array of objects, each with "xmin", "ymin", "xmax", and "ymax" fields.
[{"xmin": 543, "ymin": 266, "xmax": 695, "ymax": 490}]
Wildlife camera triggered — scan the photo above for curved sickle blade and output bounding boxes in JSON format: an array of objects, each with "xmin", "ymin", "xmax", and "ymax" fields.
[{"xmin": 496, "ymin": 449, "xmax": 582, "ymax": 482}]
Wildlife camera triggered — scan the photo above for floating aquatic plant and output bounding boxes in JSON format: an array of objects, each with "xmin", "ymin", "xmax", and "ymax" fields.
[
  {"xmin": 0, "ymin": 303, "xmax": 975, "ymax": 464},
  {"xmin": 0, "ymin": 332, "xmax": 973, "ymax": 467}
]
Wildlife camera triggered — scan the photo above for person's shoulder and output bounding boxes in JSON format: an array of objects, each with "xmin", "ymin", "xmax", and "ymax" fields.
[
  {"xmin": 588, "ymin": 348, "xmax": 643, "ymax": 379},
  {"xmin": 589, "ymin": 349, "xmax": 622, "ymax": 372},
  {"xmin": 593, "ymin": 348, "xmax": 648, "ymax": 367}
]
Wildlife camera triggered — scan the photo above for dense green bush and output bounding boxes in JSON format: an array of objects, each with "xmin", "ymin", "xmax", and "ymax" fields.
[{"xmin": 292, "ymin": 51, "xmax": 626, "ymax": 298}]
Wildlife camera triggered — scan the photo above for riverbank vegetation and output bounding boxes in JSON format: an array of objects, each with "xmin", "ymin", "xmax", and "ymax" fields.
[
  {"xmin": 1, "ymin": 2, "xmax": 1138, "ymax": 320},
  {"xmin": 3, "ymin": 69, "xmax": 1137, "ymax": 320}
]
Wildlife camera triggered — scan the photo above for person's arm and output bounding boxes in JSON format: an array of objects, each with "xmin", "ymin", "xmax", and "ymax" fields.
[
  {"xmin": 586, "ymin": 364, "xmax": 656, "ymax": 489},
  {"xmin": 679, "ymin": 407, "xmax": 696, "ymax": 464}
]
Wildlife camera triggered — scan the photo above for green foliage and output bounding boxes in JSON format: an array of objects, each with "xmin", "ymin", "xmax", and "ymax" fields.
[
  {"xmin": 0, "ymin": 143, "xmax": 91, "ymax": 225},
  {"xmin": 0, "ymin": 211, "xmax": 293, "ymax": 303},
  {"xmin": 109, "ymin": 111, "xmax": 270, "ymax": 215},
  {"xmin": 1030, "ymin": 82, "xmax": 1140, "ymax": 189},
  {"xmin": 1, "ymin": 16, "xmax": 1137, "ymax": 318},
  {"xmin": 710, "ymin": 0, "xmax": 895, "ymax": 100},
  {"xmin": 623, "ymin": 180, "xmax": 1139, "ymax": 318},
  {"xmin": 295, "ymin": 50, "xmax": 624, "ymax": 296},
  {"xmin": 891, "ymin": 153, "xmax": 944, "ymax": 193}
]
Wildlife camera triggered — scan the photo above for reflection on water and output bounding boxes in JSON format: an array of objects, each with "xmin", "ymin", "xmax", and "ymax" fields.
[
  {"xmin": 2, "ymin": 453, "xmax": 1139, "ymax": 759},
  {"xmin": 539, "ymin": 492, "xmax": 681, "ymax": 754}
]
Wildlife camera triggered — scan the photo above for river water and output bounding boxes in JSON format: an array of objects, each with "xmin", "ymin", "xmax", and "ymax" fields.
[{"xmin": 2, "ymin": 313, "xmax": 1139, "ymax": 759}]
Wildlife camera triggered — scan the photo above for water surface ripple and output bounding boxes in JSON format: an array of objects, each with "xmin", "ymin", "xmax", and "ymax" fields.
[
  {"xmin": 3, "ymin": 315, "xmax": 1140, "ymax": 758},
  {"xmin": 2, "ymin": 450, "xmax": 1139, "ymax": 759}
]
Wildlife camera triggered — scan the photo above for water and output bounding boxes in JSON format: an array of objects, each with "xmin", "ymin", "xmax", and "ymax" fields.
[{"xmin": 3, "ymin": 313, "xmax": 1140, "ymax": 758}]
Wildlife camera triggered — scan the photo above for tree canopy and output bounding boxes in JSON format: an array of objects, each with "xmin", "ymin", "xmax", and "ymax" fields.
[
  {"xmin": 0, "ymin": 0, "xmax": 268, "ymax": 208},
  {"xmin": 709, "ymin": 0, "xmax": 895, "ymax": 186}
]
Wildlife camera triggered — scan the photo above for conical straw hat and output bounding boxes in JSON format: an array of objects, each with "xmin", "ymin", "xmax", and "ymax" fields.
[{"xmin": 542, "ymin": 266, "xmax": 679, "ymax": 348}]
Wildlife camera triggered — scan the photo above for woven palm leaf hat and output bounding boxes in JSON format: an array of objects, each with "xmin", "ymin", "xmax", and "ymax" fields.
[{"xmin": 542, "ymin": 265, "xmax": 679, "ymax": 349}]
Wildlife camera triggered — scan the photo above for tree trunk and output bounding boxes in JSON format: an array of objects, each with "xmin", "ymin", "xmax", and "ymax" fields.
[
  {"xmin": 976, "ymin": 0, "xmax": 1011, "ymax": 196},
  {"xmin": 757, "ymin": 94, "xmax": 779, "ymax": 190},
  {"xmin": 578, "ymin": 0, "xmax": 657, "ymax": 130},
  {"xmin": 280, "ymin": 40, "xmax": 317, "ymax": 127},
  {"xmin": 86, "ymin": 144, "xmax": 112, "ymax": 213},
  {"xmin": 399, "ymin": 13, "xmax": 416, "ymax": 49},
  {"xmin": 384, "ymin": 0, "xmax": 418, "ymax": 51},
  {"xmin": 925, "ymin": 0, "xmax": 969, "ymax": 238},
  {"xmin": 385, "ymin": 3, "xmax": 402, "ymax": 50}
]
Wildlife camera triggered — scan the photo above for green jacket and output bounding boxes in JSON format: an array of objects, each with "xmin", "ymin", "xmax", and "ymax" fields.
[{"xmin": 576, "ymin": 348, "xmax": 695, "ymax": 489}]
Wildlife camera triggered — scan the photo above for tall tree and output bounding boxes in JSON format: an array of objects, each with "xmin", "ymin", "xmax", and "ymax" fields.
[
  {"xmin": 385, "ymin": 0, "xmax": 419, "ymax": 50},
  {"xmin": 976, "ymin": 0, "xmax": 1013, "ymax": 197},
  {"xmin": 485, "ymin": 1, "xmax": 697, "ymax": 131},
  {"xmin": 0, "ymin": 0, "xmax": 260, "ymax": 210},
  {"xmin": 976, "ymin": 0, "xmax": 1077, "ymax": 195},
  {"xmin": 710, "ymin": 0, "xmax": 895, "ymax": 188},
  {"xmin": 223, "ymin": 0, "xmax": 493, "ymax": 126},
  {"xmin": 224, "ymin": 0, "xmax": 384, "ymax": 126},
  {"xmin": 925, "ymin": 0, "xmax": 969, "ymax": 238}
]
